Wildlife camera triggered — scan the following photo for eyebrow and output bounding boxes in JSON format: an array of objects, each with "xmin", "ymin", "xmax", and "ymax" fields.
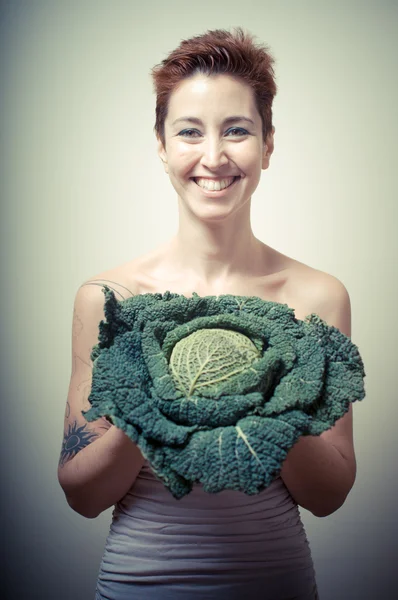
[{"xmin": 171, "ymin": 116, "xmax": 255, "ymax": 127}]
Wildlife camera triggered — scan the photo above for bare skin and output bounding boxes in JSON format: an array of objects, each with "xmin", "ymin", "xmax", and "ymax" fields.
[{"xmin": 97, "ymin": 239, "xmax": 318, "ymax": 322}]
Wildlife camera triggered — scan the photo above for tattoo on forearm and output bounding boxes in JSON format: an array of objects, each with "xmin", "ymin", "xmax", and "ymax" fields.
[{"xmin": 59, "ymin": 421, "xmax": 98, "ymax": 467}]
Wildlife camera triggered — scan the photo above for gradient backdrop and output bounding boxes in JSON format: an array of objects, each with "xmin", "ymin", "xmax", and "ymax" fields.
[{"xmin": 1, "ymin": 1, "xmax": 397, "ymax": 598}]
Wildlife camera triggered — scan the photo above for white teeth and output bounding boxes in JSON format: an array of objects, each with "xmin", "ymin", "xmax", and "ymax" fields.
[{"xmin": 194, "ymin": 177, "xmax": 236, "ymax": 191}]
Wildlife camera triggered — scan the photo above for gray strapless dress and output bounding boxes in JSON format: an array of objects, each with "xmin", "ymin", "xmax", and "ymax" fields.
[{"xmin": 95, "ymin": 460, "xmax": 319, "ymax": 600}]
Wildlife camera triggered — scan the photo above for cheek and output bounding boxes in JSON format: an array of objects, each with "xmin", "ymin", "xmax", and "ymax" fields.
[
  {"xmin": 233, "ymin": 144, "xmax": 262, "ymax": 171},
  {"xmin": 240, "ymin": 157, "xmax": 261, "ymax": 178},
  {"xmin": 172, "ymin": 151, "xmax": 199, "ymax": 175}
]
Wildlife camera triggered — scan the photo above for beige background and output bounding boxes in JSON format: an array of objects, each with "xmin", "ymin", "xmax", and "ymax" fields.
[{"xmin": 1, "ymin": 1, "xmax": 397, "ymax": 598}]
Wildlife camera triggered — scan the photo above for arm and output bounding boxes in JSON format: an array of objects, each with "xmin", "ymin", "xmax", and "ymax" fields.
[
  {"xmin": 57, "ymin": 279, "xmax": 146, "ymax": 519},
  {"xmin": 280, "ymin": 275, "xmax": 357, "ymax": 517}
]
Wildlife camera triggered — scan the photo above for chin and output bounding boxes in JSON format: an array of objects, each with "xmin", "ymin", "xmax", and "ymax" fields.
[{"xmin": 190, "ymin": 203, "xmax": 245, "ymax": 223}]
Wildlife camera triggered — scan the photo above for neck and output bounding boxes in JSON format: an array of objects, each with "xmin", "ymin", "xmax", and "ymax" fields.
[{"xmin": 164, "ymin": 198, "xmax": 267, "ymax": 287}]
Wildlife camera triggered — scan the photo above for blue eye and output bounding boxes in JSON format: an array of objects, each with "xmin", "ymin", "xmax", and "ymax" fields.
[
  {"xmin": 179, "ymin": 129, "xmax": 200, "ymax": 137},
  {"xmin": 227, "ymin": 127, "xmax": 249, "ymax": 136}
]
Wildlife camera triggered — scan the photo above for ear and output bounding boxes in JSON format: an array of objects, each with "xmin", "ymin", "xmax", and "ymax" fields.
[
  {"xmin": 157, "ymin": 136, "xmax": 169, "ymax": 174},
  {"xmin": 262, "ymin": 127, "xmax": 275, "ymax": 170}
]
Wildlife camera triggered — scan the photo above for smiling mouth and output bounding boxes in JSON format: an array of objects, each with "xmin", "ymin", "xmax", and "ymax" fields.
[{"xmin": 191, "ymin": 176, "xmax": 241, "ymax": 191}]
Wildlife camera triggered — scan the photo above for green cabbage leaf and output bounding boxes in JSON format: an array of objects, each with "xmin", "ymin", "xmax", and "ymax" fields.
[{"xmin": 82, "ymin": 286, "xmax": 366, "ymax": 499}]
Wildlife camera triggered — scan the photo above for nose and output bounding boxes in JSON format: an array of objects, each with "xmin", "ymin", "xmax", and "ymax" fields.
[{"xmin": 199, "ymin": 136, "xmax": 229, "ymax": 170}]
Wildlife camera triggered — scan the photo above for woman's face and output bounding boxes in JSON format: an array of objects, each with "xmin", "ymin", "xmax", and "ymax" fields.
[{"xmin": 157, "ymin": 73, "xmax": 274, "ymax": 221}]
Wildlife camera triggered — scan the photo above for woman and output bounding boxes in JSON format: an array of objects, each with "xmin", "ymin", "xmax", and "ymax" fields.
[{"xmin": 58, "ymin": 27, "xmax": 357, "ymax": 600}]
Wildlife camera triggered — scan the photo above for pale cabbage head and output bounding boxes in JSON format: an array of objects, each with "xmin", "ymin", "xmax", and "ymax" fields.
[{"xmin": 169, "ymin": 329, "xmax": 261, "ymax": 397}]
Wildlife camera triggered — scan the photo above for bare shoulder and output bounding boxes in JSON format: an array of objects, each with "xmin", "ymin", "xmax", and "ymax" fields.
[
  {"xmin": 289, "ymin": 261, "xmax": 350, "ymax": 322},
  {"xmin": 297, "ymin": 264, "xmax": 349, "ymax": 305},
  {"xmin": 287, "ymin": 260, "xmax": 351, "ymax": 327},
  {"xmin": 83, "ymin": 243, "xmax": 172, "ymax": 298}
]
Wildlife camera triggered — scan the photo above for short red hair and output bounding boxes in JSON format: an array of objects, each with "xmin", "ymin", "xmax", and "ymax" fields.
[{"xmin": 151, "ymin": 27, "xmax": 277, "ymax": 147}]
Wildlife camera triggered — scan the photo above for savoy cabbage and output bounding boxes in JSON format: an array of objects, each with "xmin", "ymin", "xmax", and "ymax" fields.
[{"xmin": 82, "ymin": 286, "xmax": 366, "ymax": 499}]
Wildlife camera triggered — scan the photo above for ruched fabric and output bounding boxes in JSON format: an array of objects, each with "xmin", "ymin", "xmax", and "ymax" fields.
[{"xmin": 95, "ymin": 460, "xmax": 319, "ymax": 600}]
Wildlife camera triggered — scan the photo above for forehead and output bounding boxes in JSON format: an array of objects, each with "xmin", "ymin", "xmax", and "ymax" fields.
[{"xmin": 166, "ymin": 74, "xmax": 258, "ymax": 121}]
